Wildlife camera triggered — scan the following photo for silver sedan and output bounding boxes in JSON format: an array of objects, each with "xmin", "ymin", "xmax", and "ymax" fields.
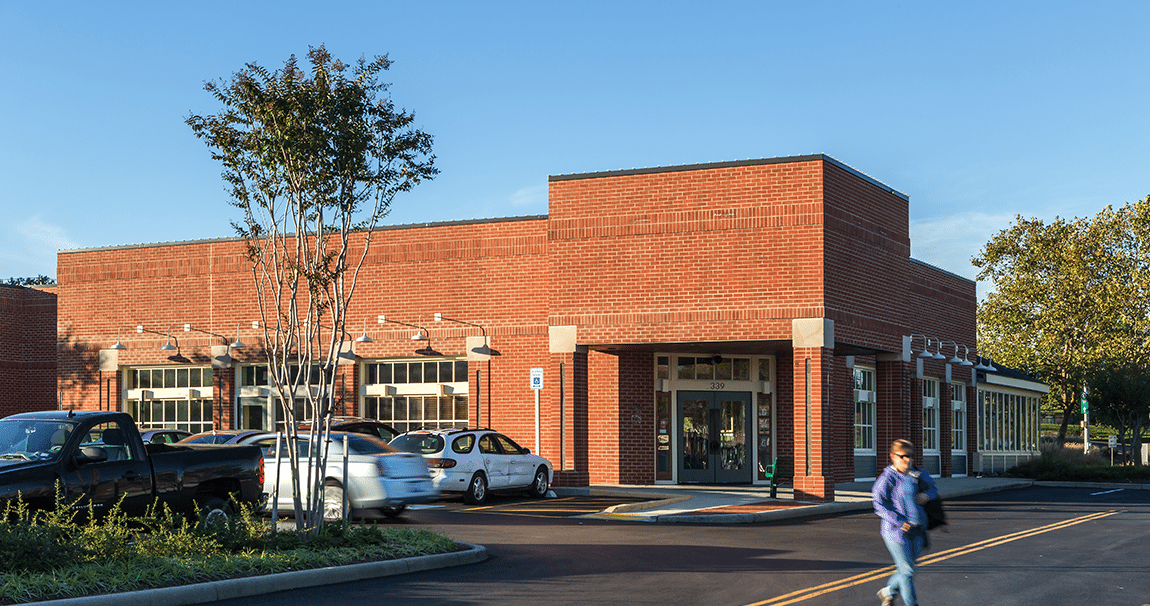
[{"xmin": 240, "ymin": 431, "xmax": 438, "ymax": 519}]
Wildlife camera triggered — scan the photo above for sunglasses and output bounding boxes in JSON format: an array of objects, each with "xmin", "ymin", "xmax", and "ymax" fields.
[{"xmin": 893, "ymin": 453, "xmax": 912, "ymax": 460}]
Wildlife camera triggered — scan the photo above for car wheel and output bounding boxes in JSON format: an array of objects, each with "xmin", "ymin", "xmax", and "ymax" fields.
[
  {"xmin": 381, "ymin": 504, "xmax": 407, "ymax": 518},
  {"xmin": 323, "ymin": 482, "xmax": 345, "ymax": 522},
  {"xmin": 529, "ymin": 466, "xmax": 549, "ymax": 498},
  {"xmin": 464, "ymin": 472, "xmax": 487, "ymax": 505}
]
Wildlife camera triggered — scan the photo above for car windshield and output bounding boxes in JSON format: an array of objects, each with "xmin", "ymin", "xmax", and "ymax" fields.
[
  {"xmin": 0, "ymin": 419, "xmax": 76, "ymax": 462},
  {"xmin": 390, "ymin": 434, "xmax": 445, "ymax": 455}
]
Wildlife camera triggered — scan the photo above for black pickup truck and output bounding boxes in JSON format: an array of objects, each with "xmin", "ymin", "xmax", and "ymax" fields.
[{"xmin": 0, "ymin": 410, "xmax": 264, "ymax": 518}]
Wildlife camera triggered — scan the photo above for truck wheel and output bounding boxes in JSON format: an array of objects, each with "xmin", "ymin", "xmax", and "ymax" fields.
[
  {"xmin": 381, "ymin": 505, "xmax": 407, "ymax": 518},
  {"xmin": 323, "ymin": 482, "xmax": 345, "ymax": 522},
  {"xmin": 199, "ymin": 496, "xmax": 234, "ymax": 526},
  {"xmin": 464, "ymin": 472, "xmax": 487, "ymax": 505}
]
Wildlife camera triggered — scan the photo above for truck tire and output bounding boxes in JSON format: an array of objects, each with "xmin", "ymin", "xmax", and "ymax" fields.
[{"xmin": 199, "ymin": 496, "xmax": 234, "ymax": 526}]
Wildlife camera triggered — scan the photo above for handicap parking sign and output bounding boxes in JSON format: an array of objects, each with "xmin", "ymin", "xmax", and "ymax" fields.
[{"xmin": 530, "ymin": 368, "xmax": 543, "ymax": 390}]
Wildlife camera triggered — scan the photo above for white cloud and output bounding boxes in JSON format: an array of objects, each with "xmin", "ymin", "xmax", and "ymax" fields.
[
  {"xmin": 910, "ymin": 211, "xmax": 1017, "ymax": 301},
  {"xmin": 509, "ymin": 184, "xmax": 547, "ymax": 209},
  {"xmin": 17, "ymin": 215, "xmax": 78, "ymax": 250},
  {"xmin": 0, "ymin": 216, "xmax": 76, "ymax": 279}
]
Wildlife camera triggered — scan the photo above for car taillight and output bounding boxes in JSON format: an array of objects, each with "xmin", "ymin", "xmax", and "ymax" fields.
[
  {"xmin": 426, "ymin": 458, "xmax": 456, "ymax": 469},
  {"xmin": 376, "ymin": 459, "xmax": 388, "ymax": 477},
  {"xmin": 258, "ymin": 456, "xmax": 265, "ymax": 486}
]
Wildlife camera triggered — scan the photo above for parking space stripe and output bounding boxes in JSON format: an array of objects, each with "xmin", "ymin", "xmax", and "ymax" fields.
[{"xmin": 742, "ymin": 510, "xmax": 1121, "ymax": 606}]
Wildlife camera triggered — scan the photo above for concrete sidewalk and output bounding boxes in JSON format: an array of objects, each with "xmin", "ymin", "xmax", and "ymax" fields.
[{"xmin": 557, "ymin": 476, "xmax": 1043, "ymax": 523}]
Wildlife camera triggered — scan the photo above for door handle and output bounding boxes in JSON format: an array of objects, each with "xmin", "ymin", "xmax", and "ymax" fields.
[{"xmin": 122, "ymin": 470, "xmax": 138, "ymax": 480}]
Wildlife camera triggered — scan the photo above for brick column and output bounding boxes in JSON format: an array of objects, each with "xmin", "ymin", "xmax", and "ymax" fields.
[
  {"xmin": 791, "ymin": 319, "xmax": 835, "ymax": 502},
  {"xmin": 875, "ymin": 353, "xmax": 912, "ymax": 477}
]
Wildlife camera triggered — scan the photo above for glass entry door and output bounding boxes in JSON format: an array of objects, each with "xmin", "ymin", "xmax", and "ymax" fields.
[{"xmin": 677, "ymin": 391, "xmax": 753, "ymax": 483}]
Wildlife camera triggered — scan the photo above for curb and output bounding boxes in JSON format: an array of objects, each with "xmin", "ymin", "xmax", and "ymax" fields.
[
  {"xmin": 25, "ymin": 543, "xmax": 487, "ymax": 606},
  {"xmin": 578, "ymin": 479, "xmax": 1044, "ymax": 525},
  {"xmin": 1034, "ymin": 480, "xmax": 1150, "ymax": 490}
]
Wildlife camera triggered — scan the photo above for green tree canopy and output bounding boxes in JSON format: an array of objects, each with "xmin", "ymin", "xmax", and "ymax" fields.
[
  {"xmin": 5, "ymin": 275, "xmax": 56, "ymax": 286},
  {"xmin": 974, "ymin": 195, "xmax": 1150, "ymax": 443}
]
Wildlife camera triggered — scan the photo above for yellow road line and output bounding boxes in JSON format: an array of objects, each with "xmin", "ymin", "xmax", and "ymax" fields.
[
  {"xmin": 463, "ymin": 497, "xmax": 583, "ymax": 512},
  {"xmin": 743, "ymin": 510, "xmax": 1121, "ymax": 606}
]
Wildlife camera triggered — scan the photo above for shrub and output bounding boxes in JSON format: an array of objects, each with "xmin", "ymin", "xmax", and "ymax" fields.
[
  {"xmin": 0, "ymin": 492, "xmax": 461, "ymax": 603},
  {"xmin": 1012, "ymin": 445, "xmax": 1150, "ymax": 482}
]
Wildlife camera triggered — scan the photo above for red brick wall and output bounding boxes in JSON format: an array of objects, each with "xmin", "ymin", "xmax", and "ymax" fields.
[
  {"xmin": 0, "ymin": 285, "xmax": 57, "ymax": 415},
  {"xmin": 548, "ymin": 158, "xmax": 827, "ymax": 345},
  {"xmin": 52, "ymin": 154, "xmax": 979, "ymax": 494},
  {"xmin": 56, "ymin": 218, "xmax": 555, "ymax": 448}
]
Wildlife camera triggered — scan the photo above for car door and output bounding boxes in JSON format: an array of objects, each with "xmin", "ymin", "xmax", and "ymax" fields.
[
  {"xmin": 60, "ymin": 421, "xmax": 154, "ymax": 518},
  {"xmin": 478, "ymin": 434, "xmax": 510, "ymax": 489},
  {"xmin": 494, "ymin": 434, "xmax": 534, "ymax": 488}
]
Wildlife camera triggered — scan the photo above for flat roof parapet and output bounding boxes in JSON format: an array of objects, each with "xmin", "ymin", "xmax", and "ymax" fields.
[{"xmin": 548, "ymin": 154, "xmax": 909, "ymax": 202}]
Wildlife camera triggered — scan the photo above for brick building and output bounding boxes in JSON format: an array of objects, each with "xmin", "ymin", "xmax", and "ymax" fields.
[
  {"xmin": 55, "ymin": 154, "xmax": 1026, "ymax": 501},
  {"xmin": 0, "ymin": 284, "xmax": 57, "ymax": 415}
]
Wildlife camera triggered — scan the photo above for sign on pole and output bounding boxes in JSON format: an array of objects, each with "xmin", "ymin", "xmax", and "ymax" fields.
[{"xmin": 530, "ymin": 368, "xmax": 543, "ymax": 390}]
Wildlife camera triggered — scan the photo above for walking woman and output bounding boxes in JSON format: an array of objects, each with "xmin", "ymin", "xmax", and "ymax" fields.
[{"xmin": 873, "ymin": 439, "xmax": 938, "ymax": 606}]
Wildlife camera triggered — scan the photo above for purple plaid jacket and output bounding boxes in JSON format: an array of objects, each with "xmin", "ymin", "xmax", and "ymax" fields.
[{"xmin": 872, "ymin": 465, "xmax": 938, "ymax": 544}]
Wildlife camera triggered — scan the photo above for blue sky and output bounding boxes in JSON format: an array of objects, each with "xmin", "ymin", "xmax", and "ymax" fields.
[{"xmin": 2, "ymin": 2, "xmax": 1148, "ymax": 297}]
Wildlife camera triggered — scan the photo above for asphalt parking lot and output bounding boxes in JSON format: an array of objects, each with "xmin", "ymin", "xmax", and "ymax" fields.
[{"xmin": 411, "ymin": 494, "xmax": 649, "ymax": 519}]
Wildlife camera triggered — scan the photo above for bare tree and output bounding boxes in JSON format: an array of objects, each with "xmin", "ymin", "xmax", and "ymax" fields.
[{"xmin": 187, "ymin": 45, "xmax": 436, "ymax": 530}]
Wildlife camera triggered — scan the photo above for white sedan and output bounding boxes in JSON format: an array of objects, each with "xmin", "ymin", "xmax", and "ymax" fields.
[
  {"xmin": 241, "ymin": 431, "xmax": 438, "ymax": 519},
  {"xmin": 390, "ymin": 428, "xmax": 552, "ymax": 505}
]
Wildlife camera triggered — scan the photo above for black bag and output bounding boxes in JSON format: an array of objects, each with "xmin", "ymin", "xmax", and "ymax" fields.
[{"xmin": 917, "ymin": 473, "xmax": 947, "ymax": 530}]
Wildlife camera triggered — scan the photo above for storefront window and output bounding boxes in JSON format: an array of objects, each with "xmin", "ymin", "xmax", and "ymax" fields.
[
  {"xmin": 124, "ymin": 366, "xmax": 215, "ymax": 433},
  {"xmin": 923, "ymin": 378, "xmax": 939, "ymax": 451},
  {"xmin": 675, "ymin": 356, "xmax": 751, "ymax": 381},
  {"xmin": 755, "ymin": 393, "xmax": 773, "ymax": 481},
  {"xmin": 977, "ymin": 389, "xmax": 1039, "ymax": 453},
  {"xmin": 951, "ymin": 382, "xmax": 966, "ymax": 452},
  {"xmin": 655, "ymin": 391, "xmax": 671, "ymax": 481},
  {"xmin": 854, "ymin": 367, "xmax": 876, "ymax": 452},
  {"xmin": 359, "ymin": 358, "xmax": 470, "ymax": 434}
]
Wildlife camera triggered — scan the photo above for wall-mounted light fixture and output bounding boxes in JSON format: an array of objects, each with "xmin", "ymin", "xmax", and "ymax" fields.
[
  {"xmin": 109, "ymin": 326, "xmax": 130, "ymax": 350},
  {"xmin": 115, "ymin": 325, "xmax": 179, "ymax": 351},
  {"xmin": 184, "ymin": 324, "xmax": 248, "ymax": 350},
  {"xmin": 377, "ymin": 315, "xmax": 429, "ymax": 342},
  {"xmin": 434, "ymin": 313, "xmax": 497, "ymax": 355},
  {"xmin": 434, "ymin": 313, "xmax": 500, "ymax": 428},
  {"xmin": 354, "ymin": 317, "xmax": 374, "ymax": 343},
  {"xmin": 905, "ymin": 335, "xmax": 979, "ymax": 367}
]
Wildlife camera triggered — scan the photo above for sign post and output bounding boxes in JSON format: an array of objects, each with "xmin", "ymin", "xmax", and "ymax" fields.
[
  {"xmin": 530, "ymin": 368, "xmax": 543, "ymax": 455},
  {"xmin": 1081, "ymin": 388, "xmax": 1090, "ymax": 454}
]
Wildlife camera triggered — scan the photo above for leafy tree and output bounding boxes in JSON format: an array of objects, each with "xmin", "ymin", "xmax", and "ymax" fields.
[
  {"xmin": 1087, "ymin": 361, "xmax": 1150, "ymax": 464},
  {"xmin": 5, "ymin": 275, "xmax": 56, "ymax": 286},
  {"xmin": 974, "ymin": 196, "xmax": 1150, "ymax": 445},
  {"xmin": 187, "ymin": 45, "xmax": 436, "ymax": 530}
]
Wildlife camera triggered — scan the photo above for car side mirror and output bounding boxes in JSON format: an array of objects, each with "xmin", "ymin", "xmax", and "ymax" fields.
[
  {"xmin": 522, "ymin": 448, "xmax": 531, "ymax": 454},
  {"xmin": 74, "ymin": 447, "xmax": 108, "ymax": 466}
]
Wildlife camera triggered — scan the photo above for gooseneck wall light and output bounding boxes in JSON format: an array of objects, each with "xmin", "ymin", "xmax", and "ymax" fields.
[{"xmin": 434, "ymin": 313, "xmax": 500, "ymax": 427}]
